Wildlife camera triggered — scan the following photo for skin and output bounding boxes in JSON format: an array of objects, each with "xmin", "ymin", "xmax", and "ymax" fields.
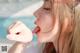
[
  {"xmin": 8, "ymin": 0, "xmax": 76, "ymax": 53},
  {"xmin": 34, "ymin": 1, "xmax": 60, "ymax": 43}
]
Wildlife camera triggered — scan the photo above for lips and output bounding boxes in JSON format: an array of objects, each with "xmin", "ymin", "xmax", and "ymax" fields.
[{"xmin": 32, "ymin": 26, "xmax": 40, "ymax": 34}]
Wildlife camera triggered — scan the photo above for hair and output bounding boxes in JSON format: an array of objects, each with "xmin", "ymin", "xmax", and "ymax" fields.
[{"xmin": 43, "ymin": 0, "xmax": 80, "ymax": 53}]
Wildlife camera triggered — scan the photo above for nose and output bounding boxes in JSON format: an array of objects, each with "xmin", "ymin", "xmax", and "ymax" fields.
[
  {"xmin": 34, "ymin": 10, "xmax": 39, "ymax": 18},
  {"xmin": 34, "ymin": 9, "xmax": 40, "ymax": 25},
  {"xmin": 33, "ymin": 8, "xmax": 41, "ymax": 18}
]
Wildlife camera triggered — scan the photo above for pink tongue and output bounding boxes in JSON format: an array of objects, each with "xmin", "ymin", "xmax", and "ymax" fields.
[{"xmin": 32, "ymin": 26, "xmax": 40, "ymax": 34}]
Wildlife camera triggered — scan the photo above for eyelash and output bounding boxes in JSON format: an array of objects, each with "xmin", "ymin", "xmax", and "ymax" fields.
[{"xmin": 43, "ymin": 8, "xmax": 51, "ymax": 11}]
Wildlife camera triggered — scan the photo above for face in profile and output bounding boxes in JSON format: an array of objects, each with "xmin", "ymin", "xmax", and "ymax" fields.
[{"xmin": 33, "ymin": 0, "xmax": 60, "ymax": 43}]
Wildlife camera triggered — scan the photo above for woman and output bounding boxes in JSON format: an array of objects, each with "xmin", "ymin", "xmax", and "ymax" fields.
[{"xmin": 8, "ymin": 0, "xmax": 80, "ymax": 53}]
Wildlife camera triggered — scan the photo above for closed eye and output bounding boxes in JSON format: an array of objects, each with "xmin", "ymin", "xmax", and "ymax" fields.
[{"xmin": 43, "ymin": 8, "xmax": 51, "ymax": 11}]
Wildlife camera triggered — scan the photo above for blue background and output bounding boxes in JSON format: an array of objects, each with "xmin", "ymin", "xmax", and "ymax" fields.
[{"xmin": 0, "ymin": 16, "xmax": 37, "ymax": 42}]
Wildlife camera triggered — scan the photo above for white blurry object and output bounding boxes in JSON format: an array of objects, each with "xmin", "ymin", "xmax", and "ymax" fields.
[
  {"xmin": 7, "ymin": 21, "xmax": 33, "ymax": 43},
  {"xmin": 11, "ymin": 1, "xmax": 43, "ymax": 17}
]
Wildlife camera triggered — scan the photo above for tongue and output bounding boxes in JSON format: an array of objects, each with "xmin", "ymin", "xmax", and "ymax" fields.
[{"xmin": 32, "ymin": 26, "xmax": 40, "ymax": 34}]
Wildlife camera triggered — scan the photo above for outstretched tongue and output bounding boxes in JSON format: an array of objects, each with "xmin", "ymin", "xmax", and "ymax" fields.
[{"xmin": 32, "ymin": 26, "xmax": 40, "ymax": 34}]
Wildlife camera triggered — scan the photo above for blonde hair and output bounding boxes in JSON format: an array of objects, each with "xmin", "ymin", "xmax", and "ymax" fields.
[{"xmin": 43, "ymin": 0, "xmax": 80, "ymax": 53}]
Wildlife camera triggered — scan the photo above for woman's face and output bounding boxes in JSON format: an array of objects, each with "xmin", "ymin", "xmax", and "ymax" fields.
[{"xmin": 33, "ymin": 0, "xmax": 59, "ymax": 43}]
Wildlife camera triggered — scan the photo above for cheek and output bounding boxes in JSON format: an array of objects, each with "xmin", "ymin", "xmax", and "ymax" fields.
[
  {"xmin": 44, "ymin": 18, "xmax": 53, "ymax": 27},
  {"xmin": 40, "ymin": 16, "xmax": 54, "ymax": 32}
]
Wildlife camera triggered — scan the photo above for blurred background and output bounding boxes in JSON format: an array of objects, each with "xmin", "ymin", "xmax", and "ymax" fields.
[
  {"xmin": 0, "ymin": 0, "xmax": 44, "ymax": 53},
  {"xmin": 0, "ymin": 0, "xmax": 40, "ymax": 16}
]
